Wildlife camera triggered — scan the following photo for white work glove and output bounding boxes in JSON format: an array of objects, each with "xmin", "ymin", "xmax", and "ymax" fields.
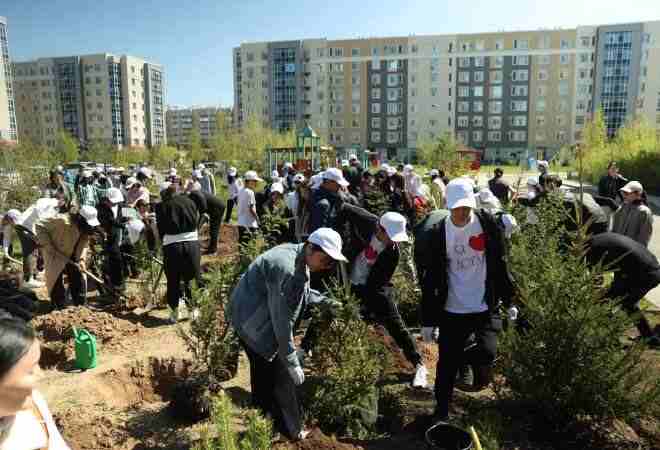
[
  {"xmin": 287, "ymin": 365, "xmax": 305, "ymax": 386},
  {"xmin": 507, "ymin": 306, "xmax": 519, "ymax": 322},
  {"xmin": 421, "ymin": 327, "xmax": 439, "ymax": 343},
  {"xmin": 296, "ymin": 348, "xmax": 307, "ymax": 368}
]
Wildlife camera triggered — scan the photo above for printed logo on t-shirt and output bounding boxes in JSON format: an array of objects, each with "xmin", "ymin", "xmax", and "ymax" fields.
[{"xmin": 468, "ymin": 233, "xmax": 487, "ymax": 252}]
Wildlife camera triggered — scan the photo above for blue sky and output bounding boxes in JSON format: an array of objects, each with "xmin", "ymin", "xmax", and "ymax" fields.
[{"xmin": 4, "ymin": 0, "xmax": 660, "ymax": 107}]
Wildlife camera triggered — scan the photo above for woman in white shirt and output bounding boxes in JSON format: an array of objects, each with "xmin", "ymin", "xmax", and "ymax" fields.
[
  {"xmin": 237, "ymin": 171, "xmax": 263, "ymax": 246},
  {"xmin": 0, "ymin": 315, "xmax": 71, "ymax": 450}
]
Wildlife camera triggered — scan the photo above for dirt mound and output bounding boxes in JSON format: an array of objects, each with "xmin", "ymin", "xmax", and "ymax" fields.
[
  {"xmin": 33, "ymin": 306, "xmax": 143, "ymax": 349},
  {"xmin": 371, "ymin": 325, "xmax": 414, "ymax": 375},
  {"xmin": 274, "ymin": 429, "xmax": 364, "ymax": 450}
]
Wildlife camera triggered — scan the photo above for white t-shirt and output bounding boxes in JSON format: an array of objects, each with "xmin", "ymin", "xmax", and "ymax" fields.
[
  {"xmin": 237, "ymin": 187, "xmax": 258, "ymax": 228},
  {"xmin": 444, "ymin": 212, "xmax": 488, "ymax": 314}
]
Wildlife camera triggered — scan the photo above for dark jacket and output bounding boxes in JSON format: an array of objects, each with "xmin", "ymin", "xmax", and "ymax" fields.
[
  {"xmin": 155, "ymin": 194, "xmax": 199, "ymax": 238},
  {"xmin": 415, "ymin": 210, "xmax": 514, "ymax": 326},
  {"xmin": 586, "ymin": 232, "xmax": 660, "ymax": 283},
  {"xmin": 598, "ymin": 174, "xmax": 628, "ymax": 202},
  {"xmin": 309, "ymin": 186, "xmax": 342, "ymax": 233},
  {"xmin": 189, "ymin": 190, "xmax": 226, "ymax": 220}
]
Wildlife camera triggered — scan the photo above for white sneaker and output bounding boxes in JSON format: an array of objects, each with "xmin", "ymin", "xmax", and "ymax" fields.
[
  {"xmin": 24, "ymin": 278, "xmax": 45, "ymax": 289},
  {"xmin": 191, "ymin": 308, "xmax": 200, "ymax": 321},
  {"xmin": 412, "ymin": 363, "xmax": 428, "ymax": 388},
  {"xmin": 168, "ymin": 307, "xmax": 182, "ymax": 324},
  {"xmin": 297, "ymin": 429, "xmax": 311, "ymax": 441}
]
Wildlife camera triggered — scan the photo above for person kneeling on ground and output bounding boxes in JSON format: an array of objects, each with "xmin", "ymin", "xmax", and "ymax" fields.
[
  {"xmin": 229, "ymin": 228, "xmax": 347, "ymax": 441},
  {"xmin": 584, "ymin": 232, "xmax": 660, "ymax": 348},
  {"xmin": 346, "ymin": 207, "xmax": 430, "ymax": 388},
  {"xmin": 415, "ymin": 178, "xmax": 516, "ymax": 422},
  {"xmin": 35, "ymin": 206, "xmax": 100, "ymax": 310}
]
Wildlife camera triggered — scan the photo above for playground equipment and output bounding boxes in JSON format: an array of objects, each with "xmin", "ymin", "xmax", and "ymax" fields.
[{"xmin": 265, "ymin": 124, "xmax": 335, "ymax": 175}]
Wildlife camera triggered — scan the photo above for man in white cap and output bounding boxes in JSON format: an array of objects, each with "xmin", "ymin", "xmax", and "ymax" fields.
[
  {"xmin": 346, "ymin": 209, "xmax": 429, "ymax": 388},
  {"xmin": 125, "ymin": 177, "xmax": 151, "ymax": 207},
  {"xmin": 224, "ymin": 167, "xmax": 242, "ymax": 223},
  {"xmin": 36, "ymin": 205, "xmax": 101, "ymax": 309},
  {"xmin": 415, "ymin": 178, "xmax": 515, "ymax": 422},
  {"xmin": 97, "ymin": 187, "xmax": 129, "ymax": 291},
  {"xmin": 230, "ymin": 227, "xmax": 347, "ymax": 441},
  {"xmin": 612, "ymin": 181, "xmax": 653, "ymax": 246},
  {"xmin": 237, "ymin": 170, "xmax": 263, "ymax": 246},
  {"xmin": 309, "ymin": 167, "xmax": 350, "ymax": 234},
  {"xmin": 136, "ymin": 166, "xmax": 153, "ymax": 186},
  {"xmin": 197, "ymin": 164, "xmax": 216, "ymax": 196}
]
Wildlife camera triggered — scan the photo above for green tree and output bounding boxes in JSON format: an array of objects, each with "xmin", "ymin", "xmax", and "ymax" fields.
[
  {"xmin": 417, "ymin": 131, "xmax": 467, "ymax": 176},
  {"xmin": 84, "ymin": 139, "xmax": 112, "ymax": 164},
  {"xmin": 189, "ymin": 111, "xmax": 203, "ymax": 164},
  {"xmin": 54, "ymin": 130, "xmax": 79, "ymax": 163}
]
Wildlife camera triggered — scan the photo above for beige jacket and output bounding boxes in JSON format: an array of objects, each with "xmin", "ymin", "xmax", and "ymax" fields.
[{"xmin": 35, "ymin": 214, "xmax": 89, "ymax": 294}]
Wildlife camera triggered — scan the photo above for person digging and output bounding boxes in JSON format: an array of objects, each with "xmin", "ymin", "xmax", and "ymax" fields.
[{"xmin": 229, "ymin": 228, "xmax": 347, "ymax": 441}]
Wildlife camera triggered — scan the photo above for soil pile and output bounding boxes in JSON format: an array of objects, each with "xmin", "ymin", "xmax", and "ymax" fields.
[{"xmin": 274, "ymin": 429, "xmax": 364, "ymax": 450}]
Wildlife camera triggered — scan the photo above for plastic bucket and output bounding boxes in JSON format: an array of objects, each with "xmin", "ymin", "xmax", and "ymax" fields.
[{"xmin": 425, "ymin": 423, "xmax": 473, "ymax": 450}]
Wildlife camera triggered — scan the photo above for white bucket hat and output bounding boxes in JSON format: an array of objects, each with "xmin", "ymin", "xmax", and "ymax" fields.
[
  {"xmin": 197, "ymin": 163, "xmax": 206, "ymax": 170},
  {"xmin": 446, "ymin": 178, "xmax": 477, "ymax": 210},
  {"xmin": 169, "ymin": 168, "xmax": 177, "ymax": 176},
  {"xmin": 323, "ymin": 168, "xmax": 350, "ymax": 187},
  {"xmin": 270, "ymin": 182, "xmax": 285, "ymax": 195},
  {"xmin": 308, "ymin": 228, "xmax": 347, "ymax": 262},
  {"xmin": 228, "ymin": 167, "xmax": 238, "ymax": 177},
  {"xmin": 106, "ymin": 187, "xmax": 124, "ymax": 204},
  {"xmin": 79, "ymin": 205, "xmax": 100, "ymax": 227},
  {"xmin": 293, "ymin": 173, "xmax": 306, "ymax": 183},
  {"xmin": 244, "ymin": 170, "xmax": 263, "ymax": 182},
  {"xmin": 379, "ymin": 212, "xmax": 409, "ymax": 243},
  {"xmin": 403, "ymin": 164, "xmax": 414, "ymax": 174}
]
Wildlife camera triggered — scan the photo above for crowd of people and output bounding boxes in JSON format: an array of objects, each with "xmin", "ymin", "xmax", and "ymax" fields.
[{"xmin": 0, "ymin": 156, "xmax": 658, "ymax": 444}]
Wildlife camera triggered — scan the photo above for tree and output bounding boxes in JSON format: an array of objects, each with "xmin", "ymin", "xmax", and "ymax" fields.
[
  {"xmin": 84, "ymin": 139, "xmax": 113, "ymax": 164},
  {"xmin": 54, "ymin": 130, "xmax": 79, "ymax": 163},
  {"xmin": 417, "ymin": 132, "xmax": 467, "ymax": 177},
  {"xmin": 189, "ymin": 111, "xmax": 203, "ymax": 164}
]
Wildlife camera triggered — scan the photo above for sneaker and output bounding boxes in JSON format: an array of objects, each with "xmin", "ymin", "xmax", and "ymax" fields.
[
  {"xmin": 24, "ymin": 278, "xmax": 45, "ymax": 289},
  {"xmin": 412, "ymin": 363, "xmax": 428, "ymax": 388},
  {"xmin": 191, "ymin": 308, "xmax": 200, "ymax": 321},
  {"xmin": 297, "ymin": 429, "xmax": 311, "ymax": 441}
]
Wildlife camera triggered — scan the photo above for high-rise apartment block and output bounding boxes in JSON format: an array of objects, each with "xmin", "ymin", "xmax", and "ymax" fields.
[
  {"xmin": 0, "ymin": 16, "xmax": 17, "ymax": 143},
  {"xmin": 12, "ymin": 54, "xmax": 165, "ymax": 149},
  {"xmin": 166, "ymin": 106, "xmax": 231, "ymax": 147},
  {"xmin": 234, "ymin": 21, "xmax": 660, "ymax": 161}
]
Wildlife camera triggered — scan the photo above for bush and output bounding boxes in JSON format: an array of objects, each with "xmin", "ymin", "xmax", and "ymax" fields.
[
  {"xmin": 305, "ymin": 282, "xmax": 389, "ymax": 438},
  {"xmin": 194, "ymin": 392, "xmax": 273, "ymax": 450},
  {"xmin": 499, "ymin": 194, "xmax": 660, "ymax": 429}
]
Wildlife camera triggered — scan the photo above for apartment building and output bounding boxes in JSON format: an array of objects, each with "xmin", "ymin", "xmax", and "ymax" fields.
[
  {"xmin": 12, "ymin": 53, "xmax": 165, "ymax": 149},
  {"xmin": 0, "ymin": 16, "xmax": 17, "ymax": 143},
  {"xmin": 234, "ymin": 20, "xmax": 660, "ymax": 161},
  {"xmin": 166, "ymin": 106, "xmax": 231, "ymax": 146}
]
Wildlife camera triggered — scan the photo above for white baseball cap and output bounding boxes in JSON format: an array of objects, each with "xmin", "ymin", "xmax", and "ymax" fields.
[
  {"xmin": 293, "ymin": 173, "xmax": 305, "ymax": 183},
  {"xmin": 169, "ymin": 168, "xmax": 177, "ymax": 176},
  {"xmin": 307, "ymin": 228, "xmax": 347, "ymax": 262},
  {"xmin": 379, "ymin": 212, "xmax": 409, "ymax": 243},
  {"xmin": 341, "ymin": 159, "xmax": 349, "ymax": 167},
  {"xmin": 117, "ymin": 167, "xmax": 125, "ymax": 172},
  {"xmin": 386, "ymin": 166, "xmax": 397, "ymax": 177},
  {"xmin": 56, "ymin": 165, "xmax": 64, "ymax": 172},
  {"xmin": 79, "ymin": 205, "xmax": 100, "ymax": 227},
  {"xmin": 192, "ymin": 169, "xmax": 203, "ymax": 178},
  {"xmin": 138, "ymin": 167, "xmax": 152, "ymax": 178},
  {"xmin": 160, "ymin": 181, "xmax": 173, "ymax": 192},
  {"xmin": 323, "ymin": 168, "xmax": 350, "ymax": 187},
  {"xmin": 349, "ymin": 154, "xmax": 357, "ymax": 161},
  {"xmin": 270, "ymin": 182, "xmax": 285, "ymax": 195},
  {"xmin": 244, "ymin": 170, "xmax": 262, "ymax": 182},
  {"xmin": 81, "ymin": 170, "xmax": 92, "ymax": 178},
  {"xmin": 403, "ymin": 164, "xmax": 414, "ymax": 174},
  {"xmin": 446, "ymin": 178, "xmax": 477, "ymax": 210},
  {"xmin": 228, "ymin": 167, "xmax": 238, "ymax": 176},
  {"xmin": 538, "ymin": 160, "xmax": 549, "ymax": 169},
  {"xmin": 620, "ymin": 181, "xmax": 644, "ymax": 194},
  {"xmin": 197, "ymin": 163, "xmax": 206, "ymax": 170},
  {"xmin": 284, "ymin": 162, "xmax": 294, "ymax": 169},
  {"xmin": 106, "ymin": 187, "xmax": 124, "ymax": 204},
  {"xmin": 527, "ymin": 176, "xmax": 539, "ymax": 187},
  {"xmin": 310, "ymin": 173, "xmax": 324, "ymax": 189},
  {"xmin": 428, "ymin": 169, "xmax": 440, "ymax": 177},
  {"xmin": 5, "ymin": 209, "xmax": 21, "ymax": 223},
  {"xmin": 125, "ymin": 177, "xmax": 139, "ymax": 188}
]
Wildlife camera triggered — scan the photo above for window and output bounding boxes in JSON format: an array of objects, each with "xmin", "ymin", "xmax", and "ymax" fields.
[
  {"xmin": 351, "ymin": 75, "xmax": 360, "ymax": 85},
  {"xmin": 329, "ymin": 47, "xmax": 344, "ymax": 57},
  {"xmin": 514, "ymin": 39, "xmax": 529, "ymax": 50},
  {"xmin": 387, "ymin": 74, "xmax": 400, "ymax": 86},
  {"xmin": 495, "ymin": 39, "xmax": 504, "ymax": 50},
  {"xmin": 472, "ymin": 86, "xmax": 484, "ymax": 97},
  {"xmin": 536, "ymin": 99, "xmax": 546, "ymax": 112},
  {"xmin": 456, "ymin": 131, "xmax": 468, "ymax": 143},
  {"xmin": 560, "ymin": 54, "xmax": 570, "ymax": 65},
  {"xmin": 508, "ymin": 130, "xmax": 527, "ymax": 142},
  {"xmin": 431, "ymin": 73, "xmax": 440, "ymax": 83},
  {"xmin": 458, "ymin": 86, "xmax": 470, "ymax": 97},
  {"xmin": 556, "ymin": 115, "xmax": 566, "ymax": 126},
  {"xmin": 488, "ymin": 131, "xmax": 501, "ymax": 141},
  {"xmin": 511, "ymin": 116, "xmax": 527, "ymax": 127},
  {"xmin": 488, "ymin": 116, "xmax": 502, "ymax": 129},
  {"xmin": 513, "ymin": 55, "xmax": 529, "ymax": 66},
  {"xmin": 511, "ymin": 85, "xmax": 528, "ymax": 96},
  {"xmin": 491, "ymin": 56, "xmax": 504, "ymax": 68},
  {"xmin": 579, "ymin": 53, "xmax": 590, "ymax": 64},
  {"xmin": 351, "ymin": 48, "xmax": 360, "ymax": 56},
  {"xmin": 575, "ymin": 115, "xmax": 585, "ymax": 125},
  {"xmin": 538, "ymin": 70, "xmax": 549, "ymax": 81},
  {"xmin": 559, "ymin": 70, "xmax": 569, "ymax": 80},
  {"xmin": 386, "ymin": 103, "xmax": 402, "ymax": 115},
  {"xmin": 372, "ymin": 117, "xmax": 381, "ymax": 128},
  {"xmin": 559, "ymin": 81, "xmax": 569, "ymax": 96},
  {"xmin": 472, "ymin": 131, "xmax": 483, "ymax": 142},
  {"xmin": 511, "ymin": 70, "xmax": 529, "ymax": 81},
  {"xmin": 387, "ymin": 132, "xmax": 400, "ymax": 144},
  {"xmin": 371, "ymin": 47, "xmax": 379, "ymax": 56},
  {"xmin": 474, "ymin": 71, "xmax": 485, "ymax": 82},
  {"xmin": 410, "ymin": 104, "xmax": 417, "ymax": 113},
  {"xmin": 489, "ymin": 101, "xmax": 502, "ymax": 114},
  {"xmin": 472, "ymin": 116, "xmax": 484, "ymax": 127},
  {"xmin": 510, "ymin": 100, "xmax": 528, "ymax": 112},
  {"xmin": 539, "ymin": 35, "xmax": 551, "ymax": 50},
  {"xmin": 387, "ymin": 117, "xmax": 401, "ymax": 130},
  {"xmin": 537, "ymin": 55, "xmax": 551, "ymax": 65},
  {"xmin": 580, "ymin": 36, "xmax": 592, "ymax": 47},
  {"xmin": 473, "ymin": 101, "xmax": 484, "ymax": 112},
  {"xmin": 411, "ymin": 44, "xmax": 418, "ymax": 53},
  {"xmin": 351, "ymin": 103, "xmax": 360, "ymax": 114},
  {"xmin": 387, "ymin": 88, "xmax": 402, "ymax": 101},
  {"xmin": 474, "ymin": 57, "xmax": 485, "ymax": 67},
  {"xmin": 458, "ymin": 116, "xmax": 469, "ymax": 127},
  {"xmin": 490, "ymin": 86, "xmax": 503, "ymax": 99},
  {"xmin": 536, "ymin": 116, "xmax": 545, "ymax": 126},
  {"xmin": 431, "ymin": 87, "xmax": 438, "ymax": 97},
  {"xmin": 371, "ymin": 103, "xmax": 381, "ymax": 114},
  {"xmin": 556, "ymin": 131, "xmax": 566, "ymax": 141},
  {"xmin": 459, "ymin": 71, "xmax": 470, "ymax": 83},
  {"xmin": 410, "ymin": 88, "xmax": 417, "ymax": 97},
  {"xmin": 490, "ymin": 71, "xmax": 503, "ymax": 83},
  {"xmin": 387, "ymin": 60, "xmax": 399, "ymax": 72},
  {"xmin": 576, "ymin": 100, "xmax": 587, "ymax": 112},
  {"xmin": 458, "ymin": 57, "xmax": 470, "ymax": 68},
  {"xmin": 458, "ymin": 101, "xmax": 470, "ymax": 113},
  {"xmin": 560, "ymin": 39, "xmax": 572, "ymax": 49},
  {"xmin": 372, "ymin": 60, "xmax": 381, "ymax": 70},
  {"xmin": 537, "ymin": 85, "xmax": 547, "ymax": 96}
]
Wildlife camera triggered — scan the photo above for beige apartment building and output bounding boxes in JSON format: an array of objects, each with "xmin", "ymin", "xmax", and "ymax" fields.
[
  {"xmin": 166, "ymin": 105, "xmax": 231, "ymax": 147},
  {"xmin": 234, "ymin": 21, "xmax": 660, "ymax": 161},
  {"xmin": 0, "ymin": 16, "xmax": 17, "ymax": 143},
  {"xmin": 13, "ymin": 53, "xmax": 165, "ymax": 149}
]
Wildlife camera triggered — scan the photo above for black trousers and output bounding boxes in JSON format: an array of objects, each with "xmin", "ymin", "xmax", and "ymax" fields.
[
  {"xmin": 238, "ymin": 226, "xmax": 257, "ymax": 247},
  {"xmin": 50, "ymin": 263, "xmax": 85, "ymax": 309},
  {"xmin": 352, "ymin": 284, "xmax": 422, "ymax": 367},
  {"xmin": 607, "ymin": 271, "xmax": 660, "ymax": 337},
  {"xmin": 207, "ymin": 214, "xmax": 222, "ymax": 253},
  {"xmin": 162, "ymin": 241, "xmax": 201, "ymax": 310},
  {"xmin": 225, "ymin": 198, "xmax": 236, "ymax": 223},
  {"xmin": 434, "ymin": 311, "xmax": 501, "ymax": 418},
  {"xmin": 15, "ymin": 225, "xmax": 38, "ymax": 282},
  {"xmin": 105, "ymin": 229, "xmax": 126, "ymax": 288},
  {"xmin": 240, "ymin": 339, "xmax": 302, "ymax": 439}
]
